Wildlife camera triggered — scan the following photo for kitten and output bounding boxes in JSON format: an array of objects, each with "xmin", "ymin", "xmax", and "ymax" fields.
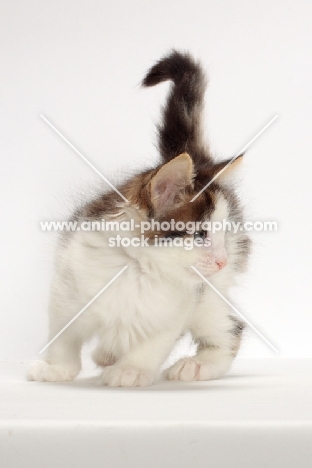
[{"xmin": 28, "ymin": 50, "xmax": 250, "ymax": 387}]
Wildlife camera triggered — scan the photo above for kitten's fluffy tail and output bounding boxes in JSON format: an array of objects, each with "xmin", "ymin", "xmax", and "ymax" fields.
[{"xmin": 142, "ymin": 50, "xmax": 210, "ymax": 164}]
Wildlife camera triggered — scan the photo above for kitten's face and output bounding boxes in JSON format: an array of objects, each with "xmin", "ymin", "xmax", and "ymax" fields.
[
  {"xmin": 122, "ymin": 153, "xmax": 237, "ymax": 283},
  {"xmin": 138, "ymin": 193, "xmax": 229, "ymax": 282}
]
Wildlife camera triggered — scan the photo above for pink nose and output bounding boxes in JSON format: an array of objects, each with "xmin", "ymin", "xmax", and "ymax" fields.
[{"xmin": 216, "ymin": 258, "xmax": 227, "ymax": 270}]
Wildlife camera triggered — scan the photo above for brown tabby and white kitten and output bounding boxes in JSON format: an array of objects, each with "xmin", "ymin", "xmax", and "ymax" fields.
[{"xmin": 28, "ymin": 51, "xmax": 250, "ymax": 386}]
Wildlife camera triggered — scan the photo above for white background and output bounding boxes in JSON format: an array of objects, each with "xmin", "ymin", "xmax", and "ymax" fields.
[{"xmin": 1, "ymin": 0, "xmax": 311, "ymax": 360}]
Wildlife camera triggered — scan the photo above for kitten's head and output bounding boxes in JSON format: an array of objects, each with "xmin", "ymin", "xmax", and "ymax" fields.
[{"xmin": 121, "ymin": 153, "xmax": 248, "ymax": 284}]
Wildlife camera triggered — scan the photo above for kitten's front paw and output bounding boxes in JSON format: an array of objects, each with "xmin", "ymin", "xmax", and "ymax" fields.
[
  {"xmin": 101, "ymin": 365, "xmax": 155, "ymax": 387},
  {"xmin": 27, "ymin": 360, "xmax": 79, "ymax": 382},
  {"xmin": 165, "ymin": 357, "xmax": 228, "ymax": 382}
]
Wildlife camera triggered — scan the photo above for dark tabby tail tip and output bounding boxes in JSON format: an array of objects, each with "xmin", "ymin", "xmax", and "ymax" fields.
[{"xmin": 142, "ymin": 49, "xmax": 201, "ymax": 88}]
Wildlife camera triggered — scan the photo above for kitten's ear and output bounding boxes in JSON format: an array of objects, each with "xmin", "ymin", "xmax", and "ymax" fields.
[
  {"xmin": 213, "ymin": 154, "xmax": 244, "ymax": 182},
  {"xmin": 150, "ymin": 153, "xmax": 194, "ymax": 215}
]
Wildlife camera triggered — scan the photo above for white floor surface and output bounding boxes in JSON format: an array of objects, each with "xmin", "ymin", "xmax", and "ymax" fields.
[{"xmin": 1, "ymin": 358, "xmax": 311, "ymax": 468}]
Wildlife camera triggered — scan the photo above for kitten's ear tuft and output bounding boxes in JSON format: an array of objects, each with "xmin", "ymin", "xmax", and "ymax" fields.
[
  {"xmin": 150, "ymin": 153, "xmax": 194, "ymax": 215},
  {"xmin": 213, "ymin": 153, "xmax": 244, "ymax": 182}
]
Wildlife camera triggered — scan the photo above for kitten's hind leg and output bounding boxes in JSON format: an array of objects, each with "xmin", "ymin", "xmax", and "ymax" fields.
[
  {"xmin": 166, "ymin": 291, "xmax": 244, "ymax": 382},
  {"xmin": 92, "ymin": 345, "xmax": 116, "ymax": 367},
  {"xmin": 101, "ymin": 328, "xmax": 180, "ymax": 387},
  {"xmin": 27, "ymin": 329, "xmax": 83, "ymax": 382},
  {"xmin": 27, "ymin": 275, "xmax": 86, "ymax": 382}
]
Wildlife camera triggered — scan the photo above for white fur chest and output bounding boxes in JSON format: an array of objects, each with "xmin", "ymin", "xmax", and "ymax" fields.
[{"xmin": 57, "ymin": 233, "xmax": 196, "ymax": 355}]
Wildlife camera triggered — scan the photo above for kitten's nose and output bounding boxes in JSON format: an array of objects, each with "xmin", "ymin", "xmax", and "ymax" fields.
[{"xmin": 216, "ymin": 258, "xmax": 227, "ymax": 270}]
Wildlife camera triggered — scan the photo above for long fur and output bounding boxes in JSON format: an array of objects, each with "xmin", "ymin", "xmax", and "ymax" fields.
[
  {"xmin": 143, "ymin": 49, "xmax": 211, "ymax": 167},
  {"xmin": 27, "ymin": 51, "xmax": 250, "ymax": 387}
]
